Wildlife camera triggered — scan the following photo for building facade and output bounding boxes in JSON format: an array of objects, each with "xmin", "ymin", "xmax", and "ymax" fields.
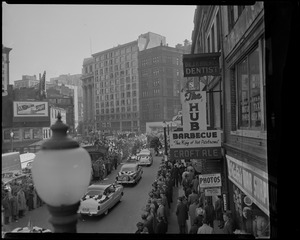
[
  {"xmin": 2, "ymin": 45, "xmax": 12, "ymax": 96},
  {"xmin": 81, "ymin": 32, "xmax": 166, "ymax": 137},
  {"xmin": 139, "ymin": 43, "xmax": 191, "ymax": 132},
  {"xmin": 50, "ymin": 73, "xmax": 83, "ymax": 124},
  {"xmin": 14, "ymin": 75, "xmax": 39, "ymax": 89},
  {"xmin": 191, "ymin": 3, "xmax": 269, "ymax": 237}
]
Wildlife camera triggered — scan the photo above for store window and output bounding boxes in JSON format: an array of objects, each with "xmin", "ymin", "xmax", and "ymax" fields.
[
  {"xmin": 23, "ymin": 129, "xmax": 31, "ymax": 140},
  {"xmin": 237, "ymin": 45, "xmax": 263, "ymax": 129},
  {"xmin": 33, "ymin": 128, "xmax": 42, "ymax": 139}
]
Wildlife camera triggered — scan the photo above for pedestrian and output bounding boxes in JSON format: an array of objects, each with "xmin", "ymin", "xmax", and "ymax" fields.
[
  {"xmin": 215, "ymin": 195, "xmax": 224, "ymax": 228},
  {"xmin": 189, "ymin": 216, "xmax": 203, "ymax": 234},
  {"xmin": 187, "ymin": 189, "xmax": 199, "ymax": 207},
  {"xmin": 141, "ymin": 212, "xmax": 154, "ymax": 234},
  {"xmin": 172, "ymin": 162, "xmax": 180, "ymax": 187},
  {"xmin": 182, "ymin": 174, "xmax": 191, "ymax": 198},
  {"xmin": 156, "ymin": 198, "xmax": 167, "ymax": 227},
  {"xmin": 191, "ymin": 175, "xmax": 199, "ymax": 194},
  {"xmin": 10, "ymin": 192, "xmax": 19, "ymax": 222},
  {"xmin": 113, "ymin": 155, "xmax": 118, "ymax": 170},
  {"xmin": 145, "ymin": 208, "xmax": 155, "ymax": 234},
  {"xmin": 204, "ymin": 199, "xmax": 215, "ymax": 228},
  {"xmin": 32, "ymin": 186, "xmax": 37, "ymax": 209},
  {"xmin": 155, "ymin": 216, "xmax": 167, "ymax": 234},
  {"xmin": 222, "ymin": 211, "xmax": 234, "ymax": 234},
  {"xmin": 27, "ymin": 185, "xmax": 34, "ymax": 211},
  {"xmin": 17, "ymin": 188, "xmax": 26, "ymax": 218},
  {"xmin": 176, "ymin": 196, "xmax": 188, "ymax": 234},
  {"xmin": 135, "ymin": 222, "xmax": 144, "ymax": 234},
  {"xmin": 197, "ymin": 217, "xmax": 214, "ymax": 234},
  {"xmin": 188, "ymin": 198, "xmax": 199, "ymax": 228},
  {"xmin": 2, "ymin": 190, "xmax": 12, "ymax": 224}
]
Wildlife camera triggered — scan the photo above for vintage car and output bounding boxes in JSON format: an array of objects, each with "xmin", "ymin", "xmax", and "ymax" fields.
[
  {"xmin": 137, "ymin": 149, "xmax": 153, "ymax": 166},
  {"xmin": 126, "ymin": 155, "xmax": 138, "ymax": 163},
  {"xmin": 78, "ymin": 183, "xmax": 124, "ymax": 217},
  {"xmin": 116, "ymin": 163, "xmax": 143, "ymax": 185}
]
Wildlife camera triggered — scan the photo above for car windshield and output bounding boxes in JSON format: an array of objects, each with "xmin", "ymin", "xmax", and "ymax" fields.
[
  {"xmin": 86, "ymin": 189, "xmax": 104, "ymax": 196},
  {"xmin": 121, "ymin": 166, "xmax": 136, "ymax": 172}
]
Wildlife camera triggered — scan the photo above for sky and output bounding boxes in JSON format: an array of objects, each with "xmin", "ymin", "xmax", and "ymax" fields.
[{"xmin": 2, "ymin": 4, "xmax": 196, "ymax": 83}]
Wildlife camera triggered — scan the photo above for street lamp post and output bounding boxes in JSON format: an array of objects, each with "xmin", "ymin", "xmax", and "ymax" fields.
[
  {"xmin": 10, "ymin": 131, "xmax": 14, "ymax": 152},
  {"xmin": 163, "ymin": 121, "xmax": 168, "ymax": 156},
  {"xmin": 32, "ymin": 112, "xmax": 91, "ymax": 233}
]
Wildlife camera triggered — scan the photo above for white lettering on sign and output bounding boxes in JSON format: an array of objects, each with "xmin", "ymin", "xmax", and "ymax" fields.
[
  {"xmin": 243, "ymin": 169, "xmax": 253, "ymax": 193},
  {"xmin": 226, "ymin": 155, "xmax": 269, "ymax": 216},
  {"xmin": 182, "ymin": 90, "xmax": 207, "ymax": 131},
  {"xmin": 253, "ymin": 175, "xmax": 269, "ymax": 206},
  {"xmin": 199, "ymin": 173, "xmax": 222, "ymax": 188}
]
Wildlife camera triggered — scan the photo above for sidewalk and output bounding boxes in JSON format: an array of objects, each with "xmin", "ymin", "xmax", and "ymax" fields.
[{"xmin": 167, "ymin": 185, "xmax": 224, "ymax": 234}]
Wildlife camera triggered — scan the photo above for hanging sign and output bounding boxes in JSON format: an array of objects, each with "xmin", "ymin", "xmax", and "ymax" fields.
[
  {"xmin": 199, "ymin": 173, "xmax": 222, "ymax": 188},
  {"xmin": 183, "ymin": 53, "xmax": 221, "ymax": 77},
  {"xmin": 182, "ymin": 90, "xmax": 207, "ymax": 131},
  {"xmin": 205, "ymin": 187, "xmax": 221, "ymax": 196}
]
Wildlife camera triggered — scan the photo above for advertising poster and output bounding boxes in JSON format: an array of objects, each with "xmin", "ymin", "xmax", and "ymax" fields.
[{"xmin": 13, "ymin": 101, "xmax": 49, "ymax": 117}]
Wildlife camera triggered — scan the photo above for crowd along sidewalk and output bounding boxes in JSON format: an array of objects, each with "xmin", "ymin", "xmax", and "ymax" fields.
[{"xmin": 167, "ymin": 184, "xmax": 224, "ymax": 234}]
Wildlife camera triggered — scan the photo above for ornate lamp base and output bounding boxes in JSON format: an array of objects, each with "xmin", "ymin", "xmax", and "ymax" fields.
[{"xmin": 47, "ymin": 202, "xmax": 80, "ymax": 233}]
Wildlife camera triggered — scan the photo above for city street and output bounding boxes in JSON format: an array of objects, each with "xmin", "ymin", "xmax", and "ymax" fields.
[{"xmin": 5, "ymin": 155, "xmax": 163, "ymax": 233}]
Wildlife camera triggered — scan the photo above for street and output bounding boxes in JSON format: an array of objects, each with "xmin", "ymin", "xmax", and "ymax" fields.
[{"xmin": 5, "ymin": 155, "xmax": 162, "ymax": 233}]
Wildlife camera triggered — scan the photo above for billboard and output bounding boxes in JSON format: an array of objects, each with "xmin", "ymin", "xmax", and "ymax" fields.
[{"xmin": 13, "ymin": 101, "xmax": 49, "ymax": 117}]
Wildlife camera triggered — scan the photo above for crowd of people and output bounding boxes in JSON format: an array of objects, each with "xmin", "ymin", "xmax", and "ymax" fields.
[
  {"xmin": 135, "ymin": 156, "xmax": 174, "ymax": 234},
  {"xmin": 135, "ymin": 156, "xmax": 234, "ymax": 234},
  {"xmin": 2, "ymin": 174, "xmax": 44, "ymax": 225}
]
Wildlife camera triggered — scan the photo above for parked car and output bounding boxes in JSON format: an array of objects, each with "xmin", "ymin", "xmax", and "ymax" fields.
[
  {"xmin": 78, "ymin": 183, "xmax": 124, "ymax": 217},
  {"xmin": 116, "ymin": 163, "xmax": 143, "ymax": 185}
]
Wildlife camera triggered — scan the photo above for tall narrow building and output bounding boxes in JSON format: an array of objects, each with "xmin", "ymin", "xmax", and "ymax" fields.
[{"xmin": 139, "ymin": 42, "xmax": 191, "ymax": 132}]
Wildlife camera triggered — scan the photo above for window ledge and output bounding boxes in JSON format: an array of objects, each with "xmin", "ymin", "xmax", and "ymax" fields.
[{"xmin": 230, "ymin": 129, "xmax": 266, "ymax": 139}]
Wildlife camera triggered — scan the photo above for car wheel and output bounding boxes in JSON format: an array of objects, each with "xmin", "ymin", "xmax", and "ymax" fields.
[{"xmin": 104, "ymin": 209, "xmax": 109, "ymax": 215}]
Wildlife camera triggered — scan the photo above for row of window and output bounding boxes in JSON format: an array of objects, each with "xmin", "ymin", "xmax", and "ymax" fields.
[
  {"xmin": 95, "ymin": 68, "xmax": 138, "ymax": 81},
  {"xmin": 95, "ymin": 45, "xmax": 138, "ymax": 62},
  {"xmin": 140, "ymin": 56, "xmax": 181, "ymax": 67},
  {"xmin": 2, "ymin": 128, "xmax": 42, "ymax": 141},
  {"xmin": 96, "ymin": 98, "xmax": 138, "ymax": 108},
  {"xmin": 96, "ymin": 105, "xmax": 138, "ymax": 115},
  {"xmin": 96, "ymin": 113, "xmax": 139, "ymax": 121},
  {"xmin": 95, "ymin": 61, "xmax": 137, "ymax": 74}
]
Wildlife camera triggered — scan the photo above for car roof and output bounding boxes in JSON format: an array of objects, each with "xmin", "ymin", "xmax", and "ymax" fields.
[
  {"xmin": 121, "ymin": 163, "xmax": 138, "ymax": 168},
  {"xmin": 87, "ymin": 184, "xmax": 111, "ymax": 191}
]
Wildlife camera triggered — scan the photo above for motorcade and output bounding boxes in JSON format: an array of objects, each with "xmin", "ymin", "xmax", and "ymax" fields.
[
  {"xmin": 126, "ymin": 155, "xmax": 138, "ymax": 163},
  {"xmin": 78, "ymin": 183, "xmax": 124, "ymax": 217},
  {"xmin": 137, "ymin": 149, "xmax": 153, "ymax": 166},
  {"xmin": 116, "ymin": 163, "xmax": 143, "ymax": 185}
]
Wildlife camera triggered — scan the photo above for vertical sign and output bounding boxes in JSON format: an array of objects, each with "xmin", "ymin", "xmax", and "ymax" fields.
[{"xmin": 182, "ymin": 90, "xmax": 207, "ymax": 131}]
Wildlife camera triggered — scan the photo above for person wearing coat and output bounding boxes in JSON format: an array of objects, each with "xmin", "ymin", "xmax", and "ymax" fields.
[
  {"xmin": 188, "ymin": 198, "xmax": 199, "ymax": 228},
  {"xmin": 176, "ymin": 196, "xmax": 188, "ymax": 234},
  {"xmin": 204, "ymin": 199, "xmax": 215, "ymax": 228},
  {"xmin": 10, "ymin": 192, "xmax": 19, "ymax": 222},
  {"xmin": 17, "ymin": 188, "xmax": 26, "ymax": 218},
  {"xmin": 2, "ymin": 191, "xmax": 12, "ymax": 224},
  {"xmin": 27, "ymin": 186, "xmax": 34, "ymax": 211},
  {"xmin": 155, "ymin": 216, "xmax": 167, "ymax": 234}
]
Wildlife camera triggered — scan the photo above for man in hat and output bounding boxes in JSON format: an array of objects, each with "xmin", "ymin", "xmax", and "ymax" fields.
[
  {"xmin": 135, "ymin": 222, "xmax": 144, "ymax": 234},
  {"xmin": 222, "ymin": 211, "xmax": 233, "ymax": 234},
  {"xmin": 176, "ymin": 196, "xmax": 188, "ymax": 234},
  {"xmin": 197, "ymin": 217, "xmax": 214, "ymax": 234}
]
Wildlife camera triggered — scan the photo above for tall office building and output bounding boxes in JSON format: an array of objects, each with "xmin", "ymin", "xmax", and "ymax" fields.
[
  {"xmin": 81, "ymin": 32, "xmax": 166, "ymax": 136},
  {"xmin": 139, "ymin": 42, "xmax": 191, "ymax": 132}
]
